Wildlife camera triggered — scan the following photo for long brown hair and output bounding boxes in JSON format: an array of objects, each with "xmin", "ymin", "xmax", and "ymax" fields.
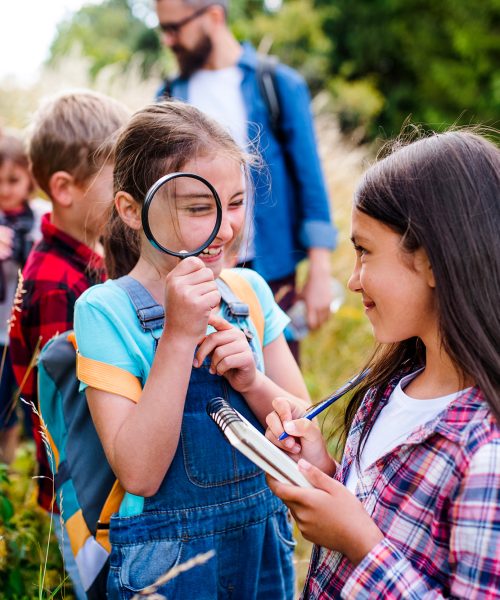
[
  {"xmin": 106, "ymin": 101, "xmax": 250, "ymax": 278},
  {"xmin": 344, "ymin": 130, "xmax": 500, "ymax": 457}
]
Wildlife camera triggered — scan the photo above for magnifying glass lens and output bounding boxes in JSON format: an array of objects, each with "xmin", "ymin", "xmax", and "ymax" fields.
[{"xmin": 147, "ymin": 175, "xmax": 219, "ymax": 255}]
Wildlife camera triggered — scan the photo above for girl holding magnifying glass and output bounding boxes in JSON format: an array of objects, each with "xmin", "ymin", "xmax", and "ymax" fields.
[{"xmin": 73, "ymin": 101, "xmax": 310, "ymax": 599}]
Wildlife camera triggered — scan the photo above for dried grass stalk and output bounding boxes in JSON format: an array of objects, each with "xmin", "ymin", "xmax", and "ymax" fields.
[{"xmin": 132, "ymin": 550, "xmax": 216, "ymax": 599}]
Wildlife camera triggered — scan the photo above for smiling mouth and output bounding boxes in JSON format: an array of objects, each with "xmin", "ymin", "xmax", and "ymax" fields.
[{"xmin": 201, "ymin": 247, "xmax": 222, "ymax": 257}]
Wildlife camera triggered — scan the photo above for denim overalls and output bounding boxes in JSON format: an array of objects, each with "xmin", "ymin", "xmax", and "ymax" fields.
[{"xmin": 107, "ymin": 276, "xmax": 296, "ymax": 599}]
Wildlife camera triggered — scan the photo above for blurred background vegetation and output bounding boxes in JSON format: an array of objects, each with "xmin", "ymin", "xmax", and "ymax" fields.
[
  {"xmin": 45, "ymin": 0, "xmax": 500, "ymax": 139},
  {"xmin": 0, "ymin": 0, "xmax": 497, "ymax": 597}
]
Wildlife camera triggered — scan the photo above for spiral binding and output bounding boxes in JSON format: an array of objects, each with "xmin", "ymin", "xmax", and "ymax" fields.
[{"xmin": 206, "ymin": 397, "xmax": 242, "ymax": 433}]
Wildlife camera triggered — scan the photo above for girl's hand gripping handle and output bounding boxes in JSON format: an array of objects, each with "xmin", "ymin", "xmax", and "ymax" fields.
[{"xmin": 164, "ymin": 256, "xmax": 221, "ymax": 341}]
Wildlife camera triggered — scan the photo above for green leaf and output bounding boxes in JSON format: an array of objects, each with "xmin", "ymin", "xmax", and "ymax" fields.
[{"xmin": 0, "ymin": 495, "xmax": 15, "ymax": 523}]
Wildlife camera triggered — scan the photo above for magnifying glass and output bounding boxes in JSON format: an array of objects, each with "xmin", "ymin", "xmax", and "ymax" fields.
[{"xmin": 142, "ymin": 172, "xmax": 223, "ymax": 257}]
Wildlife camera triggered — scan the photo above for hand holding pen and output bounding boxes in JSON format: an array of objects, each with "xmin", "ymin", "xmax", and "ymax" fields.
[{"xmin": 278, "ymin": 369, "xmax": 370, "ymax": 441}]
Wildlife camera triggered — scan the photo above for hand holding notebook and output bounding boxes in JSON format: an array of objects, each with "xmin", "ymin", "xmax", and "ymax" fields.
[{"xmin": 206, "ymin": 397, "xmax": 313, "ymax": 488}]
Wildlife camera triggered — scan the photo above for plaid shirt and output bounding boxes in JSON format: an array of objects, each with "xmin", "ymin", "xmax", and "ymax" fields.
[
  {"xmin": 9, "ymin": 213, "xmax": 105, "ymax": 512},
  {"xmin": 303, "ymin": 371, "xmax": 500, "ymax": 599}
]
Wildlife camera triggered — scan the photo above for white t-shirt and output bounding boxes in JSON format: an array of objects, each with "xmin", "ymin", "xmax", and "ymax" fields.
[
  {"xmin": 188, "ymin": 67, "xmax": 248, "ymax": 150},
  {"xmin": 345, "ymin": 371, "xmax": 470, "ymax": 493},
  {"xmin": 188, "ymin": 67, "xmax": 254, "ymax": 262}
]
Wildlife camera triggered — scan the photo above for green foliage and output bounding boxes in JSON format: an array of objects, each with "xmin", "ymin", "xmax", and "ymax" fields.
[
  {"xmin": 325, "ymin": 77, "xmax": 385, "ymax": 137},
  {"xmin": 46, "ymin": 0, "xmax": 498, "ymax": 138},
  {"xmin": 233, "ymin": 0, "xmax": 333, "ymax": 90},
  {"xmin": 315, "ymin": 0, "xmax": 500, "ymax": 137},
  {"xmin": 0, "ymin": 448, "xmax": 69, "ymax": 599},
  {"xmin": 47, "ymin": 0, "xmax": 169, "ymax": 79}
]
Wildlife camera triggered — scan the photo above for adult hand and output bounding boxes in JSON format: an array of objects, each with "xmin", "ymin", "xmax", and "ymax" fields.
[
  {"xmin": 164, "ymin": 257, "xmax": 220, "ymax": 341},
  {"xmin": 302, "ymin": 248, "xmax": 332, "ymax": 330},
  {"xmin": 194, "ymin": 313, "xmax": 257, "ymax": 393},
  {"xmin": 267, "ymin": 460, "xmax": 384, "ymax": 566},
  {"xmin": 265, "ymin": 397, "xmax": 336, "ymax": 475},
  {"xmin": 0, "ymin": 226, "xmax": 14, "ymax": 260}
]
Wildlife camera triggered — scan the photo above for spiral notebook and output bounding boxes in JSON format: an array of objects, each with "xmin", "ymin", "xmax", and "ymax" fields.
[{"xmin": 206, "ymin": 397, "xmax": 312, "ymax": 488}]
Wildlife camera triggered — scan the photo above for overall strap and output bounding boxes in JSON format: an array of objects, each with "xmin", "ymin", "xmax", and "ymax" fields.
[
  {"xmin": 218, "ymin": 270, "xmax": 265, "ymax": 346},
  {"xmin": 115, "ymin": 274, "xmax": 263, "ymax": 350},
  {"xmin": 216, "ymin": 275, "xmax": 263, "ymax": 371},
  {"xmin": 217, "ymin": 277, "xmax": 251, "ymax": 338},
  {"xmin": 115, "ymin": 276, "xmax": 165, "ymax": 332}
]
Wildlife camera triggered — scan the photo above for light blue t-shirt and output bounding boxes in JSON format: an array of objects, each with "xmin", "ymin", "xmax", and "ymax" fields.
[
  {"xmin": 75, "ymin": 268, "xmax": 288, "ymax": 387},
  {"xmin": 74, "ymin": 268, "xmax": 289, "ymax": 516}
]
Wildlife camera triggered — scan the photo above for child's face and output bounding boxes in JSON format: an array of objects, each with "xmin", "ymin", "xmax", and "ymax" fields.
[
  {"xmin": 348, "ymin": 207, "xmax": 437, "ymax": 345},
  {"xmin": 0, "ymin": 160, "xmax": 31, "ymax": 212},
  {"xmin": 148, "ymin": 154, "xmax": 246, "ymax": 278}
]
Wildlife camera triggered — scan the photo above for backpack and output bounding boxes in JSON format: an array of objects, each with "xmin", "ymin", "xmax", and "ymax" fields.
[
  {"xmin": 161, "ymin": 54, "xmax": 283, "ymax": 141},
  {"xmin": 37, "ymin": 270, "xmax": 264, "ymax": 598}
]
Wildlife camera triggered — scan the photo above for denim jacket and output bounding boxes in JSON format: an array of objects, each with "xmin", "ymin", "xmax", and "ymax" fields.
[{"xmin": 156, "ymin": 43, "xmax": 337, "ymax": 281}]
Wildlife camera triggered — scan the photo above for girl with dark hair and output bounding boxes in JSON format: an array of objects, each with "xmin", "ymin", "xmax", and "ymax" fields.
[
  {"xmin": 73, "ymin": 101, "xmax": 309, "ymax": 599},
  {"xmin": 266, "ymin": 130, "xmax": 500, "ymax": 598}
]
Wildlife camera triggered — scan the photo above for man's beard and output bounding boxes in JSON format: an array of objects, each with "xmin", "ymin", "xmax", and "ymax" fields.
[{"xmin": 173, "ymin": 33, "xmax": 213, "ymax": 78}]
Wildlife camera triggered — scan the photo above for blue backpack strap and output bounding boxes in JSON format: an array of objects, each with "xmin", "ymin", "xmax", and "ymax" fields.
[{"xmin": 115, "ymin": 276, "xmax": 164, "ymax": 332}]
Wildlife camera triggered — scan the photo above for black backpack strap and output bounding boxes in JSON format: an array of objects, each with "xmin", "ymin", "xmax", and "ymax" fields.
[
  {"xmin": 159, "ymin": 77, "xmax": 173, "ymax": 100},
  {"xmin": 256, "ymin": 54, "xmax": 282, "ymax": 141},
  {"xmin": 115, "ymin": 276, "xmax": 165, "ymax": 333}
]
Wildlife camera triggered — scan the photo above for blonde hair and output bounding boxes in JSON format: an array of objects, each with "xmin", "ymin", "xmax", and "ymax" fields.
[{"xmin": 28, "ymin": 90, "xmax": 129, "ymax": 197}]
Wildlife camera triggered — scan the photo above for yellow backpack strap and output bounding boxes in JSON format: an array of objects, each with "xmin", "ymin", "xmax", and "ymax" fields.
[
  {"xmin": 68, "ymin": 338, "xmax": 128, "ymax": 554},
  {"xmin": 219, "ymin": 269, "xmax": 265, "ymax": 346},
  {"xmin": 71, "ymin": 332, "xmax": 142, "ymax": 403},
  {"xmin": 95, "ymin": 480, "xmax": 125, "ymax": 553},
  {"xmin": 76, "ymin": 354, "xmax": 142, "ymax": 403}
]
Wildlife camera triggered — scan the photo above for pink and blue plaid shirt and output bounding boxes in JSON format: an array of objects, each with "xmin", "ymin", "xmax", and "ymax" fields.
[{"xmin": 303, "ymin": 371, "xmax": 500, "ymax": 599}]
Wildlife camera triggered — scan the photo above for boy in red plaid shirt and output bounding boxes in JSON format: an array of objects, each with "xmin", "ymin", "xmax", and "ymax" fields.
[{"xmin": 9, "ymin": 90, "xmax": 128, "ymax": 598}]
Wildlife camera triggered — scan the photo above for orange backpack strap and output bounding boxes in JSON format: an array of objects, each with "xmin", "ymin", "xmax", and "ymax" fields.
[
  {"xmin": 95, "ymin": 480, "xmax": 126, "ymax": 553},
  {"xmin": 76, "ymin": 354, "xmax": 142, "ymax": 403},
  {"xmin": 71, "ymin": 333, "xmax": 129, "ymax": 553},
  {"xmin": 219, "ymin": 269, "xmax": 265, "ymax": 346}
]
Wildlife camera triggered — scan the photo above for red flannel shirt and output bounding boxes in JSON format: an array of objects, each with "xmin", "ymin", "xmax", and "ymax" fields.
[
  {"xmin": 303, "ymin": 371, "xmax": 500, "ymax": 599},
  {"xmin": 9, "ymin": 213, "xmax": 105, "ymax": 512}
]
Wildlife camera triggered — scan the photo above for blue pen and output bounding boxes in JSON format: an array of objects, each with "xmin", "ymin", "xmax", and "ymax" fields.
[{"xmin": 278, "ymin": 368, "xmax": 370, "ymax": 441}]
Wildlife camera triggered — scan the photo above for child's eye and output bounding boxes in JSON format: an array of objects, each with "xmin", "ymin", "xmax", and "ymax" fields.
[
  {"xmin": 353, "ymin": 244, "xmax": 368, "ymax": 256},
  {"xmin": 183, "ymin": 205, "xmax": 215, "ymax": 216},
  {"xmin": 229, "ymin": 197, "xmax": 245, "ymax": 209}
]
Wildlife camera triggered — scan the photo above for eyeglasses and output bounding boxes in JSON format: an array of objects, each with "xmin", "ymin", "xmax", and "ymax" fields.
[{"xmin": 158, "ymin": 5, "xmax": 212, "ymax": 36}]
